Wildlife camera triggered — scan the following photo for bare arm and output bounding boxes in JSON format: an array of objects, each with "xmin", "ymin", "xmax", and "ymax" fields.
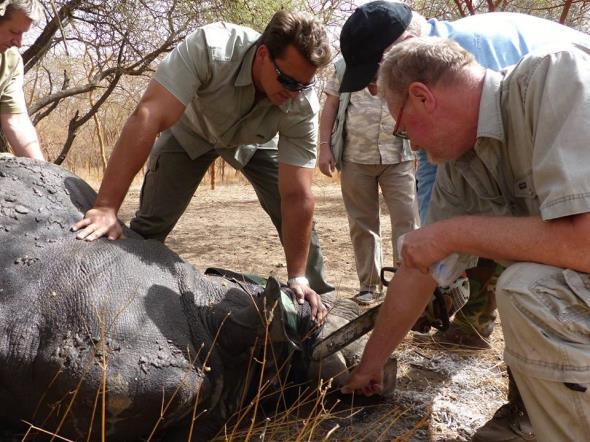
[
  {"xmin": 343, "ymin": 266, "xmax": 436, "ymax": 395},
  {"xmin": 1, "ymin": 113, "xmax": 44, "ymax": 160},
  {"xmin": 343, "ymin": 212, "xmax": 590, "ymax": 395},
  {"xmin": 71, "ymin": 80, "xmax": 186, "ymax": 240},
  {"xmin": 278, "ymin": 163, "xmax": 325, "ymax": 320},
  {"xmin": 402, "ymin": 213, "xmax": 590, "ymax": 275},
  {"xmin": 317, "ymin": 94, "xmax": 339, "ymax": 177}
]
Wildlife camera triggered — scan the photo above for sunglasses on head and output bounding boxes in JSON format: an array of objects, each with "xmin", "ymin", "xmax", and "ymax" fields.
[{"xmin": 271, "ymin": 57, "xmax": 314, "ymax": 92}]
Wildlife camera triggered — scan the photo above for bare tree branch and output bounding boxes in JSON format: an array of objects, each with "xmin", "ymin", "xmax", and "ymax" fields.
[{"xmin": 560, "ymin": 0, "xmax": 574, "ymax": 23}]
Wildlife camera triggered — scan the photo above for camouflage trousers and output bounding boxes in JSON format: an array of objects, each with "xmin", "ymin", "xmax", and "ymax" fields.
[{"xmin": 453, "ymin": 258, "xmax": 504, "ymax": 338}]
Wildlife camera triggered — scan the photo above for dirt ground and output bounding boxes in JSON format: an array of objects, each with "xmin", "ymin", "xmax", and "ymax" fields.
[{"xmin": 118, "ymin": 178, "xmax": 508, "ymax": 441}]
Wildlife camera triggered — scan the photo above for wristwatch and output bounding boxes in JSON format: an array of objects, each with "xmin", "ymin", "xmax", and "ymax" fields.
[{"xmin": 287, "ymin": 276, "xmax": 309, "ymax": 287}]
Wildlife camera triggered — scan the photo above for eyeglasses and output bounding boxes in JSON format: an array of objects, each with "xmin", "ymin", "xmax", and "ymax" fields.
[
  {"xmin": 271, "ymin": 57, "xmax": 314, "ymax": 92},
  {"xmin": 392, "ymin": 95, "xmax": 409, "ymax": 140}
]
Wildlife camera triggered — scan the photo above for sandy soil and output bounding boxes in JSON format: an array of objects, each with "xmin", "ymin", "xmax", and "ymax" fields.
[{"xmin": 118, "ymin": 179, "xmax": 508, "ymax": 441}]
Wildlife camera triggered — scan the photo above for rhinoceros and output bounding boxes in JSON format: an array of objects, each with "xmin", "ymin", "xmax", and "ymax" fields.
[{"xmin": 0, "ymin": 156, "xmax": 395, "ymax": 440}]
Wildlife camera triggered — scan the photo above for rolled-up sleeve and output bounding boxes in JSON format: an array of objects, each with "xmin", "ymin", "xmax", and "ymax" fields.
[
  {"xmin": 524, "ymin": 47, "xmax": 590, "ymax": 220},
  {"xmin": 277, "ymin": 92, "xmax": 319, "ymax": 168},
  {"xmin": 324, "ymin": 62, "xmax": 340, "ymax": 97},
  {"xmin": 0, "ymin": 56, "xmax": 26, "ymax": 114},
  {"xmin": 153, "ymin": 28, "xmax": 211, "ymax": 106}
]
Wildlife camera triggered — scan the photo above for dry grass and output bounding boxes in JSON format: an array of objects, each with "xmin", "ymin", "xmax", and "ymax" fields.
[{"xmin": 13, "ymin": 291, "xmax": 421, "ymax": 442}]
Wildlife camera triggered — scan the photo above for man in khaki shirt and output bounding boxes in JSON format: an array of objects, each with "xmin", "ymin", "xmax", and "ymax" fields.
[
  {"xmin": 343, "ymin": 38, "xmax": 590, "ymax": 441},
  {"xmin": 0, "ymin": 0, "xmax": 43, "ymax": 160},
  {"xmin": 72, "ymin": 11, "xmax": 333, "ymax": 319}
]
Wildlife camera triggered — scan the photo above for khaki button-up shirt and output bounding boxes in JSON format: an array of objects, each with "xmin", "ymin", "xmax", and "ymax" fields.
[
  {"xmin": 153, "ymin": 22, "xmax": 319, "ymax": 169},
  {"xmin": 428, "ymin": 44, "xmax": 590, "ymax": 227},
  {"xmin": 324, "ymin": 59, "xmax": 414, "ymax": 165},
  {"xmin": 0, "ymin": 48, "xmax": 26, "ymax": 114}
]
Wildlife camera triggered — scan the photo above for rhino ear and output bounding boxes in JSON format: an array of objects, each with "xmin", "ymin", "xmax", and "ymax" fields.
[{"xmin": 261, "ymin": 276, "xmax": 282, "ymax": 307}]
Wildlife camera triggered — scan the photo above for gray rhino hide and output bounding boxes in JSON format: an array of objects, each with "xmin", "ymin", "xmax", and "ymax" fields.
[
  {"xmin": 0, "ymin": 157, "xmax": 292, "ymax": 439},
  {"xmin": 0, "ymin": 157, "xmax": 375, "ymax": 440}
]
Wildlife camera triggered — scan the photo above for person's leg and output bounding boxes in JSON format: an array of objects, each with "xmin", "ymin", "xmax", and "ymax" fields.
[
  {"xmin": 416, "ymin": 149, "xmax": 498, "ymax": 346},
  {"xmin": 510, "ymin": 368, "xmax": 590, "ymax": 442},
  {"xmin": 340, "ymin": 161, "xmax": 381, "ymax": 296},
  {"xmin": 415, "ymin": 148, "xmax": 437, "ymax": 224},
  {"xmin": 240, "ymin": 148, "xmax": 333, "ymax": 294},
  {"xmin": 434, "ymin": 259, "xmax": 499, "ymax": 348},
  {"xmin": 130, "ymin": 134, "xmax": 217, "ymax": 241},
  {"xmin": 492, "ymin": 263, "xmax": 590, "ymax": 441},
  {"xmin": 378, "ymin": 160, "xmax": 419, "ymax": 266},
  {"xmin": 462, "ymin": 260, "xmax": 499, "ymax": 329},
  {"xmin": 472, "ymin": 367, "xmax": 535, "ymax": 442}
]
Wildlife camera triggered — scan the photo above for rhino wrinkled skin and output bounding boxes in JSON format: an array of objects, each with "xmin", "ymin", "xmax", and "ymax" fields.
[{"xmin": 0, "ymin": 156, "xmax": 388, "ymax": 440}]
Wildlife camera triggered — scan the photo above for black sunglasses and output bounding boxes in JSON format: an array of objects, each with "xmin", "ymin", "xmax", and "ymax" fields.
[{"xmin": 271, "ymin": 57, "xmax": 314, "ymax": 92}]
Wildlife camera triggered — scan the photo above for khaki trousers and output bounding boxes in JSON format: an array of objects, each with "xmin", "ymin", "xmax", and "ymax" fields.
[
  {"xmin": 340, "ymin": 161, "xmax": 418, "ymax": 292},
  {"xmin": 130, "ymin": 134, "xmax": 333, "ymax": 294},
  {"xmin": 496, "ymin": 262, "xmax": 590, "ymax": 441}
]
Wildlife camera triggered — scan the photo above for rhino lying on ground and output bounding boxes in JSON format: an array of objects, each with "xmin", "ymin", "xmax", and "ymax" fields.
[{"xmin": 0, "ymin": 156, "xmax": 395, "ymax": 440}]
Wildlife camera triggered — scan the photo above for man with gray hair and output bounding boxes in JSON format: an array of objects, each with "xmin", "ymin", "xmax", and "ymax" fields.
[
  {"xmin": 343, "ymin": 36, "xmax": 590, "ymax": 442},
  {"xmin": 0, "ymin": 0, "xmax": 43, "ymax": 160},
  {"xmin": 338, "ymin": 10, "xmax": 590, "ymax": 436}
]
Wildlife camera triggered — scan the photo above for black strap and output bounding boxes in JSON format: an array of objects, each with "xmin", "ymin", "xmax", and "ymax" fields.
[
  {"xmin": 432, "ymin": 287, "xmax": 451, "ymax": 331},
  {"xmin": 204, "ymin": 267, "xmax": 261, "ymax": 285}
]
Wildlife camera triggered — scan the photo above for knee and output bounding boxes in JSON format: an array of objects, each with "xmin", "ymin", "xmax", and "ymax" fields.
[
  {"xmin": 496, "ymin": 262, "xmax": 554, "ymax": 296},
  {"xmin": 495, "ymin": 262, "xmax": 556, "ymax": 316}
]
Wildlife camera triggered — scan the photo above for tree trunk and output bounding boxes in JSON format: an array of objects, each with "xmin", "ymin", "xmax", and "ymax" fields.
[
  {"xmin": 209, "ymin": 161, "xmax": 216, "ymax": 190},
  {"xmin": 0, "ymin": 130, "xmax": 8, "ymax": 154},
  {"xmin": 89, "ymin": 92, "xmax": 108, "ymax": 172}
]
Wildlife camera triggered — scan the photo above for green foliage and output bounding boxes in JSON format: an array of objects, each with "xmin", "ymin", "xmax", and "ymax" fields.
[{"xmin": 201, "ymin": 0, "xmax": 302, "ymax": 32}]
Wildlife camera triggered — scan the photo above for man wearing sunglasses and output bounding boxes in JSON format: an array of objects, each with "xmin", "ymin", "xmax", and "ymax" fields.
[{"xmin": 72, "ymin": 10, "xmax": 333, "ymax": 320}]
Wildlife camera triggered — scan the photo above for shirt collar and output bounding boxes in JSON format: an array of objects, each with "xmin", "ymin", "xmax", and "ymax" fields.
[
  {"xmin": 476, "ymin": 69, "xmax": 506, "ymax": 143},
  {"xmin": 235, "ymin": 43, "xmax": 257, "ymax": 87}
]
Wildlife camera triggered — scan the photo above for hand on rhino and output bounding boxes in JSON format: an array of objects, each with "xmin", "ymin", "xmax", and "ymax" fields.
[
  {"xmin": 71, "ymin": 205, "xmax": 123, "ymax": 241},
  {"xmin": 289, "ymin": 281, "xmax": 327, "ymax": 323}
]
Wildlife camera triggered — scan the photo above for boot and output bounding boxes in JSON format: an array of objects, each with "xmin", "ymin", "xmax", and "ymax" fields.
[
  {"xmin": 432, "ymin": 260, "xmax": 499, "ymax": 349},
  {"xmin": 472, "ymin": 368, "xmax": 535, "ymax": 441}
]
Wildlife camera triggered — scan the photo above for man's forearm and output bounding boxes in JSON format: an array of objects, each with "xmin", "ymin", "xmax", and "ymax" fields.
[
  {"xmin": 2, "ymin": 113, "xmax": 44, "ymax": 160},
  {"xmin": 13, "ymin": 140, "xmax": 43, "ymax": 160},
  {"xmin": 442, "ymin": 214, "xmax": 590, "ymax": 273},
  {"xmin": 94, "ymin": 112, "xmax": 159, "ymax": 212},
  {"xmin": 281, "ymin": 192, "xmax": 314, "ymax": 278},
  {"xmin": 318, "ymin": 94, "xmax": 339, "ymax": 145},
  {"xmin": 358, "ymin": 267, "xmax": 436, "ymax": 371}
]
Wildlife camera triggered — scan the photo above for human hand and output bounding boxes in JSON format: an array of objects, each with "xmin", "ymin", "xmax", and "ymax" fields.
[
  {"xmin": 341, "ymin": 364, "xmax": 384, "ymax": 396},
  {"xmin": 318, "ymin": 144, "xmax": 336, "ymax": 177},
  {"xmin": 289, "ymin": 281, "xmax": 327, "ymax": 323},
  {"xmin": 71, "ymin": 207, "xmax": 123, "ymax": 241},
  {"xmin": 399, "ymin": 224, "xmax": 451, "ymax": 274}
]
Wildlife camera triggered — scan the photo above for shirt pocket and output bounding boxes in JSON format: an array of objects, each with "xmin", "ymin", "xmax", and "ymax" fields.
[
  {"xmin": 458, "ymin": 158, "xmax": 504, "ymax": 202},
  {"xmin": 563, "ymin": 269, "xmax": 590, "ymax": 311},
  {"xmin": 514, "ymin": 172, "xmax": 537, "ymax": 199}
]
